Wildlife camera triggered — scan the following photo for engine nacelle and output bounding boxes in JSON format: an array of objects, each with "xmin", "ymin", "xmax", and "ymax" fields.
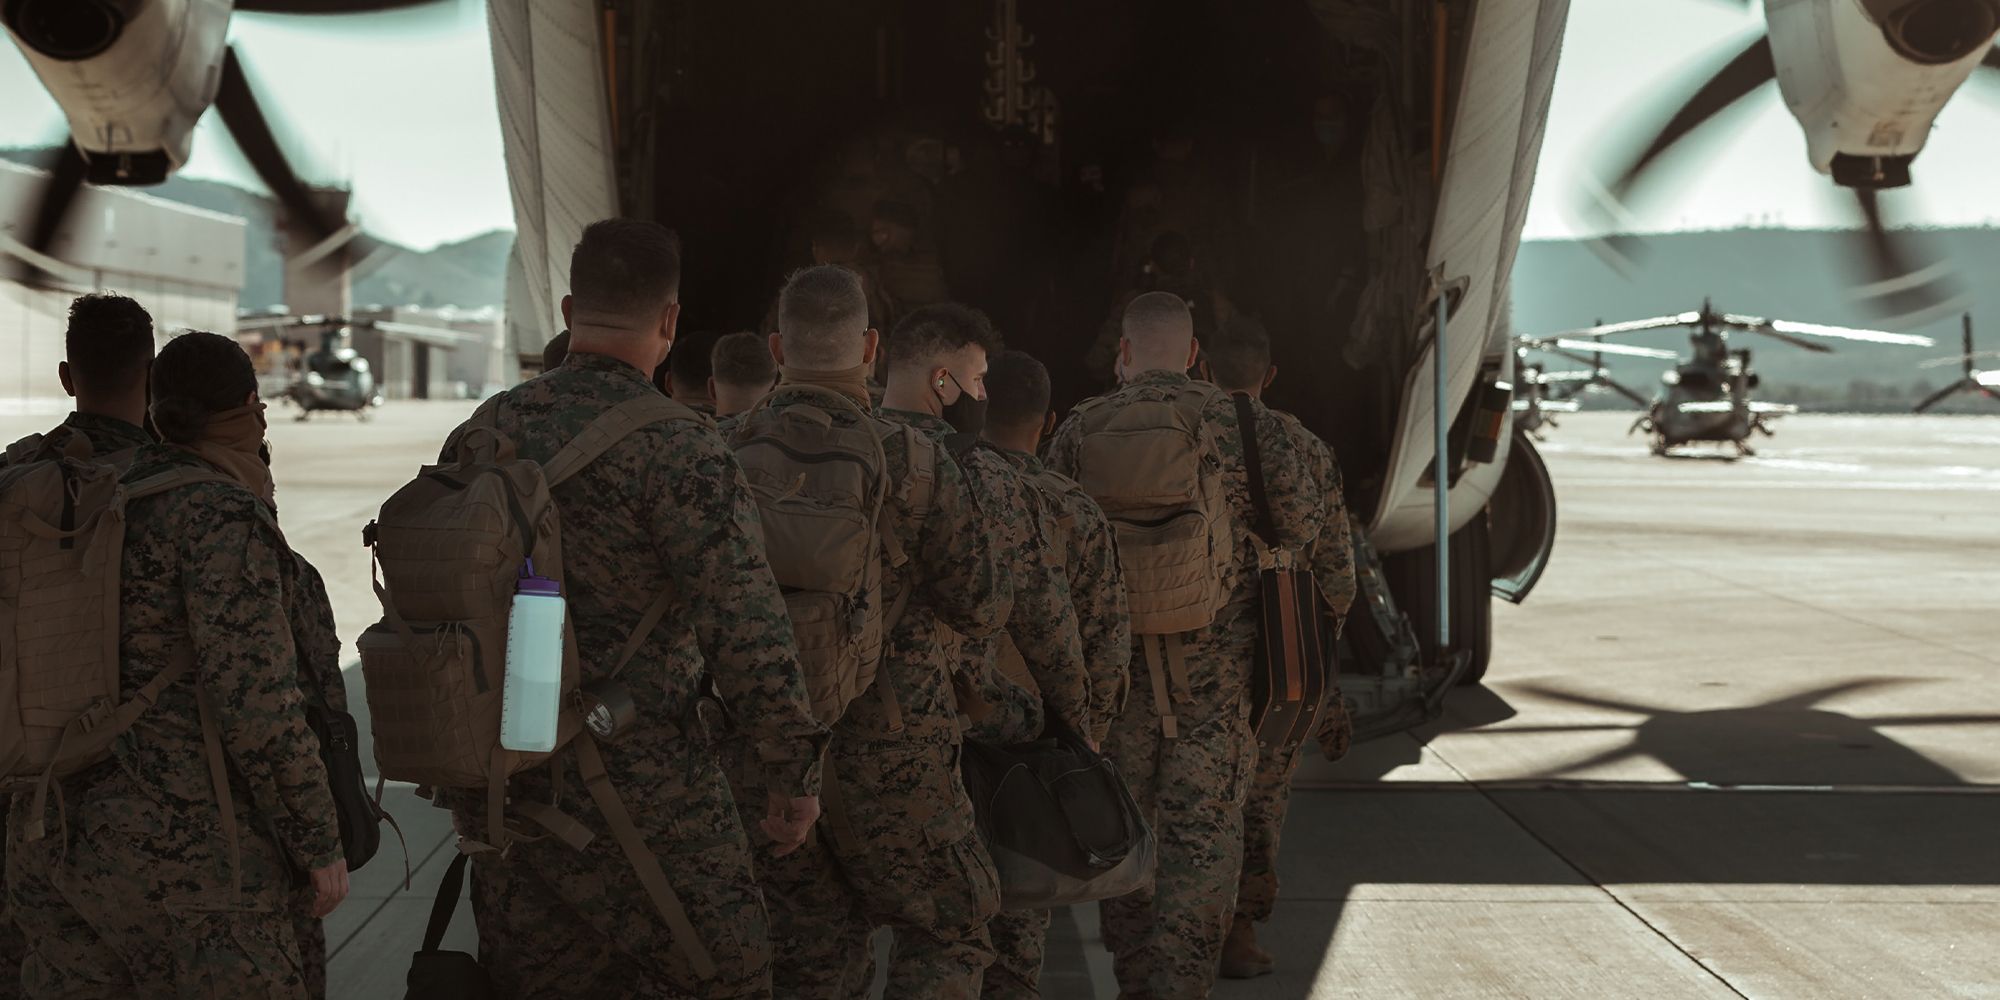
[
  {"xmin": 2, "ymin": 0, "xmax": 233, "ymax": 185},
  {"xmin": 1766, "ymin": 0, "xmax": 1999, "ymax": 185}
]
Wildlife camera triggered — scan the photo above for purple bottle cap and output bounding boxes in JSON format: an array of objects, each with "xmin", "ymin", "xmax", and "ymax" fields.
[{"xmin": 517, "ymin": 559, "xmax": 561, "ymax": 596}]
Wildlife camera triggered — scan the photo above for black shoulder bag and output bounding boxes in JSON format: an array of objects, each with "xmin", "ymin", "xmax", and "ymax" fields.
[{"xmin": 403, "ymin": 851, "xmax": 496, "ymax": 999}]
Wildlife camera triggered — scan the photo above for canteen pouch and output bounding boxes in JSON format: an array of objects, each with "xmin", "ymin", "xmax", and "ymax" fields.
[
  {"xmin": 961, "ymin": 714, "xmax": 1155, "ymax": 910},
  {"xmin": 305, "ymin": 704, "xmax": 382, "ymax": 871},
  {"xmin": 403, "ymin": 852, "xmax": 495, "ymax": 1000}
]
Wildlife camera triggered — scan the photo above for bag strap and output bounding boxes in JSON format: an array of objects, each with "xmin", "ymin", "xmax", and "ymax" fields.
[
  {"xmin": 421, "ymin": 850, "xmax": 474, "ymax": 952},
  {"xmin": 573, "ymin": 732, "xmax": 718, "ymax": 978},
  {"xmin": 194, "ymin": 686, "xmax": 243, "ymax": 897},
  {"xmin": 543, "ymin": 394, "xmax": 691, "ymax": 488},
  {"xmin": 1231, "ymin": 392, "xmax": 1281, "ymax": 553}
]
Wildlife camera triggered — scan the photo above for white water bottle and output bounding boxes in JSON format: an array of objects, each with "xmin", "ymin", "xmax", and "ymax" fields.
[{"xmin": 500, "ymin": 561, "xmax": 566, "ymax": 752}]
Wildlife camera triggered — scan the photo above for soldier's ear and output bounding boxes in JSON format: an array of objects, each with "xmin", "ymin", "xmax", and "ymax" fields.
[
  {"xmin": 1264, "ymin": 365, "xmax": 1277, "ymax": 390},
  {"xmin": 863, "ymin": 328, "xmax": 881, "ymax": 367},
  {"xmin": 58, "ymin": 361, "xmax": 75, "ymax": 399},
  {"xmin": 1041, "ymin": 410, "xmax": 1056, "ymax": 436},
  {"xmin": 768, "ymin": 332, "xmax": 786, "ymax": 366}
]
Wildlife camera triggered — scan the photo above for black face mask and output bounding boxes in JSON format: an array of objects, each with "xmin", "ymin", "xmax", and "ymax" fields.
[{"xmin": 940, "ymin": 371, "xmax": 987, "ymax": 438}]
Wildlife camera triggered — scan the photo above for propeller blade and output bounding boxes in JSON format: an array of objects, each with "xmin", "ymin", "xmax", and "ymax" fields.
[
  {"xmin": 1549, "ymin": 338, "xmax": 1679, "ymax": 360},
  {"xmin": 1850, "ymin": 187, "xmax": 1969, "ymax": 329},
  {"xmin": 1740, "ymin": 326, "xmax": 1836, "ymax": 353},
  {"xmin": 1727, "ymin": 315, "xmax": 1937, "ymax": 348},
  {"xmin": 1600, "ymin": 377, "xmax": 1653, "ymax": 407},
  {"xmin": 234, "ymin": 0, "xmax": 446, "ymax": 12},
  {"xmin": 1549, "ymin": 313, "xmax": 1703, "ymax": 340},
  {"xmin": 5, "ymin": 143, "xmax": 89, "ymax": 282},
  {"xmin": 1917, "ymin": 351, "xmax": 2000, "ymax": 369},
  {"xmin": 1978, "ymin": 371, "xmax": 2000, "ymax": 389},
  {"xmin": 213, "ymin": 47, "xmax": 354, "ymax": 260},
  {"xmin": 1913, "ymin": 379, "xmax": 1970, "ymax": 413}
]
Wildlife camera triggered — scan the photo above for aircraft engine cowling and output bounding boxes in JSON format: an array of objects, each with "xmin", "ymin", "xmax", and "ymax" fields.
[
  {"xmin": 1, "ymin": 0, "xmax": 234, "ymax": 184},
  {"xmin": 1766, "ymin": 0, "xmax": 2000, "ymax": 184}
]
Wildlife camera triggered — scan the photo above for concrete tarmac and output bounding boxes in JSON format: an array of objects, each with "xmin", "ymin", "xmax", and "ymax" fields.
[{"xmin": 10, "ymin": 402, "xmax": 1993, "ymax": 997}]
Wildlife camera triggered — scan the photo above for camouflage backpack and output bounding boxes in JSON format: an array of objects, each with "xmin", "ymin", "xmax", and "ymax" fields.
[
  {"xmin": 1066, "ymin": 382, "xmax": 1234, "ymax": 738},
  {"xmin": 0, "ymin": 435, "xmax": 233, "ymax": 843},
  {"xmin": 728, "ymin": 385, "xmax": 935, "ymax": 728},
  {"xmin": 360, "ymin": 392, "xmax": 720, "ymax": 977}
]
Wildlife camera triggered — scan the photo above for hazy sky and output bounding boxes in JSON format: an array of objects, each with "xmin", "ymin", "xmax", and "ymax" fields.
[{"xmin": 3, "ymin": 1, "xmax": 1998, "ymax": 248}]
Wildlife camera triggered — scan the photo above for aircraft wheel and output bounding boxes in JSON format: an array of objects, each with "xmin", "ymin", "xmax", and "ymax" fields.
[{"xmin": 1381, "ymin": 514, "xmax": 1494, "ymax": 687}]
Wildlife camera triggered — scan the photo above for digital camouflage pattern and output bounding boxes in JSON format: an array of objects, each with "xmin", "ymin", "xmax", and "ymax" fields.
[
  {"xmin": 1237, "ymin": 409, "xmax": 1358, "ymax": 927},
  {"xmin": 879, "ymin": 411, "xmax": 1091, "ymax": 742},
  {"xmin": 1048, "ymin": 372, "xmax": 1334, "ymax": 1000},
  {"xmin": 725, "ymin": 383, "xmax": 1007, "ymax": 1000},
  {"xmin": 6, "ymin": 444, "xmax": 338, "ymax": 999},
  {"xmin": 430, "ymin": 352, "xmax": 828, "ymax": 998},
  {"xmin": 0, "ymin": 414, "xmax": 155, "ymax": 998},
  {"xmin": 980, "ymin": 446, "xmax": 1133, "ymax": 1000},
  {"xmin": 281, "ymin": 551, "xmax": 347, "ymax": 1000}
]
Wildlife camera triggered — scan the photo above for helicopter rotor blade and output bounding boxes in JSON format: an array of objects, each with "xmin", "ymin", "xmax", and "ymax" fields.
[
  {"xmin": 3, "ymin": 142, "xmax": 89, "ymax": 282},
  {"xmin": 1548, "ymin": 338, "xmax": 1679, "ymax": 360},
  {"xmin": 1548, "ymin": 313, "xmax": 1702, "ymax": 340},
  {"xmin": 1913, "ymin": 379, "xmax": 1972, "ymax": 414},
  {"xmin": 1597, "ymin": 376, "xmax": 1653, "ymax": 408},
  {"xmin": 213, "ymin": 47, "xmax": 356, "ymax": 263},
  {"xmin": 1850, "ymin": 187, "xmax": 1968, "ymax": 329},
  {"xmin": 234, "ymin": 0, "xmax": 448, "ymax": 12}
]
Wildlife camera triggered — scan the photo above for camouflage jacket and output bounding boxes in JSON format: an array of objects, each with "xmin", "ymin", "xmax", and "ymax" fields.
[
  {"xmin": 1048, "ymin": 371, "xmax": 1329, "ymax": 712},
  {"xmin": 880, "ymin": 411, "xmax": 1091, "ymax": 743},
  {"xmin": 106, "ymin": 445, "xmax": 342, "ymax": 873},
  {"xmin": 443, "ymin": 352, "xmax": 829, "ymax": 798},
  {"xmin": 751, "ymin": 388, "xmax": 1007, "ymax": 749},
  {"xmin": 1271, "ymin": 409, "xmax": 1358, "ymax": 619},
  {"xmin": 992, "ymin": 446, "xmax": 1132, "ymax": 743},
  {"xmin": 282, "ymin": 551, "xmax": 348, "ymax": 716},
  {"xmin": 0, "ymin": 411, "xmax": 152, "ymax": 468}
]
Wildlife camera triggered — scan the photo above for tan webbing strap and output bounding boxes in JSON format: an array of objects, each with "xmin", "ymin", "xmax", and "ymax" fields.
[
  {"xmin": 605, "ymin": 590, "xmax": 675, "ymax": 683},
  {"xmin": 873, "ymin": 576, "xmax": 918, "ymax": 734},
  {"xmin": 574, "ymin": 733, "xmax": 717, "ymax": 978},
  {"xmin": 194, "ymin": 688, "xmax": 242, "ymax": 896},
  {"xmin": 512, "ymin": 800, "xmax": 593, "ymax": 851},
  {"xmin": 22, "ymin": 654, "xmax": 199, "ymax": 842},
  {"xmin": 1163, "ymin": 634, "xmax": 1194, "ymax": 703},
  {"xmin": 1142, "ymin": 636, "xmax": 1179, "ymax": 740},
  {"xmin": 542, "ymin": 394, "xmax": 690, "ymax": 488}
]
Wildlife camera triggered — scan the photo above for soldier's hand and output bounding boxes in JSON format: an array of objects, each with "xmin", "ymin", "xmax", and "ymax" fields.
[
  {"xmin": 761, "ymin": 793, "xmax": 821, "ymax": 857},
  {"xmin": 309, "ymin": 859, "xmax": 350, "ymax": 918}
]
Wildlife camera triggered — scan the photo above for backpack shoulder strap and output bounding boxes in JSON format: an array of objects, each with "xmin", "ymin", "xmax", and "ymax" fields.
[
  {"xmin": 543, "ymin": 394, "xmax": 696, "ymax": 488},
  {"xmin": 3, "ymin": 433, "xmax": 50, "ymax": 467},
  {"xmin": 121, "ymin": 466, "xmax": 236, "ymax": 503},
  {"xmin": 1231, "ymin": 392, "xmax": 1280, "ymax": 552}
]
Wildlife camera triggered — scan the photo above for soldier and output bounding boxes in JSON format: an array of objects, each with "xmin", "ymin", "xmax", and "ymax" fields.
[
  {"xmin": 876, "ymin": 304, "xmax": 1094, "ymax": 747},
  {"xmin": 709, "ymin": 330, "xmax": 778, "ymax": 421},
  {"xmin": 439, "ymin": 220, "xmax": 828, "ymax": 998},
  {"xmin": 976, "ymin": 349, "xmax": 1134, "ymax": 1000},
  {"xmin": 281, "ymin": 546, "xmax": 347, "ymax": 1000},
  {"xmin": 1196, "ymin": 318, "xmax": 1358, "ymax": 979},
  {"xmin": 732, "ymin": 265, "xmax": 1006, "ymax": 999},
  {"xmin": 1047, "ymin": 292, "xmax": 1329, "ymax": 999},
  {"xmin": 7, "ymin": 331, "xmax": 347, "ymax": 998},
  {"xmin": 0, "ymin": 293, "xmax": 159, "ymax": 998},
  {"xmin": 664, "ymin": 328, "xmax": 725, "ymax": 415}
]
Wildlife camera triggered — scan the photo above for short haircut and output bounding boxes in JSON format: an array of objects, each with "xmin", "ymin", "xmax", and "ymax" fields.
[
  {"xmin": 1203, "ymin": 316, "xmax": 1272, "ymax": 391},
  {"xmin": 777, "ymin": 265, "xmax": 869, "ymax": 368},
  {"xmin": 984, "ymin": 349, "xmax": 1050, "ymax": 429},
  {"xmin": 888, "ymin": 303, "xmax": 1001, "ymax": 372},
  {"xmin": 66, "ymin": 293, "xmax": 154, "ymax": 392},
  {"xmin": 541, "ymin": 329, "xmax": 571, "ymax": 371},
  {"xmin": 667, "ymin": 329, "xmax": 723, "ymax": 389},
  {"xmin": 1122, "ymin": 290, "xmax": 1195, "ymax": 349},
  {"xmin": 806, "ymin": 208, "xmax": 861, "ymax": 256},
  {"xmin": 711, "ymin": 331, "xmax": 776, "ymax": 390},
  {"xmin": 568, "ymin": 218, "xmax": 682, "ymax": 318}
]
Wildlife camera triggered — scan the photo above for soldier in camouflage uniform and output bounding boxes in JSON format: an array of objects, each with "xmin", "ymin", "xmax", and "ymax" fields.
[
  {"xmin": 7, "ymin": 331, "xmax": 347, "ymax": 998},
  {"xmin": 875, "ymin": 304, "xmax": 1093, "ymax": 747},
  {"xmin": 1196, "ymin": 317, "xmax": 1359, "ymax": 979},
  {"xmin": 0, "ymin": 294, "xmax": 159, "ymax": 998},
  {"xmin": 664, "ymin": 328, "xmax": 724, "ymax": 417},
  {"xmin": 279, "ymin": 540, "xmax": 348, "ymax": 999},
  {"xmin": 976, "ymin": 350, "xmax": 1134, "ymax": 1000},
  {"xmin": 1047, "ymin": 292, "xmax": 1332, "ymax": 1000},
  {"xmin": 727, "ymin": 266, "xmax": 1006, "ymax": 1000},
  {"xmin": 436, "ymin": 221, "xmax": 829, "ymax": 999}
]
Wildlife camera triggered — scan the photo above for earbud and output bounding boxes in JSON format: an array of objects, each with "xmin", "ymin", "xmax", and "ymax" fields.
[{"xmin": 936, "ymin": 377, "xmax": 946, "ymax": 388}]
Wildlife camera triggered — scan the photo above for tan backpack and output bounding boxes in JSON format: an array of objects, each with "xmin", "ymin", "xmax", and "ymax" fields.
[
  {"xmin": 359, "ymin": 392, "xmax": 720, "ymax": 977},
  {"xmin": 1067, "ymin": 382, "xmax": 1233, "ymax": 738},
  {"xmin": 727, "ymin": 385, "xmax": 933, "ymax": 728},
  {"xmin": 0, "ymin": 438, "xmax": 234, "ymax": 847}
]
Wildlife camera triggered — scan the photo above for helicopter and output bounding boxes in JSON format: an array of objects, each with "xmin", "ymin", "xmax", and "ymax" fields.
[
  {"xmin": 238, "ymin": 313, "xmax": 474, "ymax": 420},
  {"xmin": 1913, "ymin": 314, "xmax": 2000, "ymax": 412},
  {"xmin": 1510, "ymin": 335, "xmax": 1679, "ymax": 439},
  {"xmin": 1545, "ymin": 301, "xmax": 1935, "ymax": 456}
]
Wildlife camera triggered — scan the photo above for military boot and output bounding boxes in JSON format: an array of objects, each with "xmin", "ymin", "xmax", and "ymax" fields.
[{"xmin": 1218, "ymin": 916, "xmax": 1274, "ymax": 979}]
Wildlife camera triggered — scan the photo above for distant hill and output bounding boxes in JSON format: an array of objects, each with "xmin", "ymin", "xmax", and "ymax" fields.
[
  {"xmin": 0, "ymin": 147, "xmax": 510, "ymax": 311},
  {"xmin": 1513, "ymin": 228, "xmax": 2000, "ymax": 411}
]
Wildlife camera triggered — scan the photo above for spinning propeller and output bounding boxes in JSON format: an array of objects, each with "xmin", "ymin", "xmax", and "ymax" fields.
[
  {"xmin": 1913, "ymin": 314, "xmax": 2000, "ymax": 411},
  {"xmin": 1514, "ymin": 337, "xmax": 1666, "ymax": 407},
  {"xmin": 1545, "ymin": 304, "xmax": 1936, "ymax": 354}
]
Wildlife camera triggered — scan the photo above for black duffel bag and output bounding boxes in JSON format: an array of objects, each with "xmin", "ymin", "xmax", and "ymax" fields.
[{"xmin": 961, "ymin": 715, "xmax": 1155, "ymax": 910}]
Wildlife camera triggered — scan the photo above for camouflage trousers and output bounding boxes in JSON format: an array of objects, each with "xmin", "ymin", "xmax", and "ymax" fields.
[
  {"xmin": 726, "ymin": 734, "xmax": 1002, "ymax": 999},
  {"xmin": 1097, "ymin": 697, "xmax": 1257, "ymax": 1000},
  {"xmin": 294, "ymin": 906, "xmax": 326, "ymax": 999},
  {"xmin": 979, "ymin": 908, "xmax": 1048, "ymax": 1000},
  {"xmin": 0, "ymin": 828, "xmax": 19, "ymax": 1000},
  {"xmin": 458, "ymin": 749, "xmax": 773, "ymax": 1000},
  {"xmin": 1235, "ymin": 736, "xmax": 1307, "ymax": 925},
  {"xmin": 5, "ymin": 776, "xmax": 314, "ymax": 999}
]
